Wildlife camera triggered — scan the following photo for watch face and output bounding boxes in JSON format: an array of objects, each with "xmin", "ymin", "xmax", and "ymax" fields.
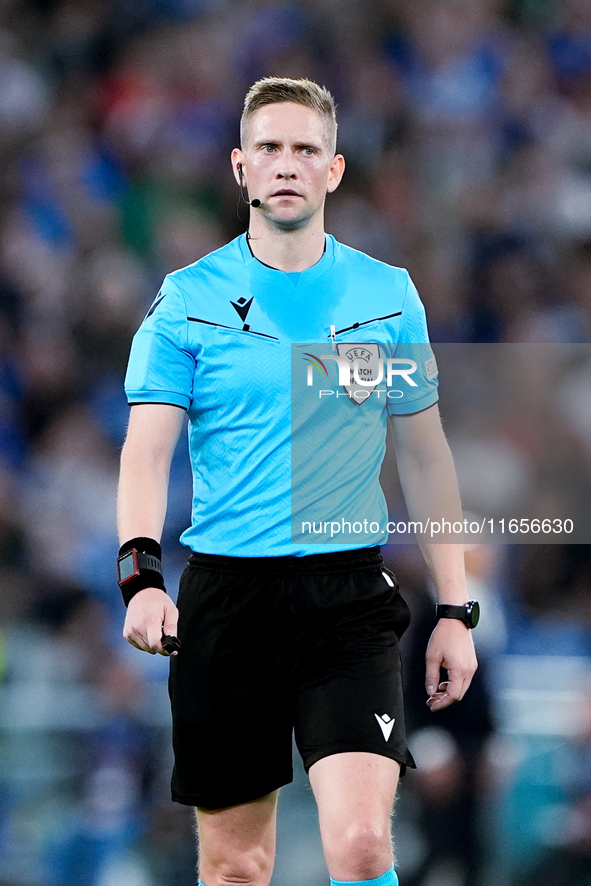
[
  {"xmin": 117, "ymin": 550, "xmax": 138, "ymax": 584},
  {"xmin": 467, "ymin": 600, "xmax": 480, "ymax": 628}
]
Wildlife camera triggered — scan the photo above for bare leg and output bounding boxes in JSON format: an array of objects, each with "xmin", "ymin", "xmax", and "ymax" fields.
[
  {"xmin": 309, "ymin": 752, "xmax": 400, "ymax": 882},
  {"xmin": 196, "ymin": 791, "xmax": 279, "ymax": 886}
]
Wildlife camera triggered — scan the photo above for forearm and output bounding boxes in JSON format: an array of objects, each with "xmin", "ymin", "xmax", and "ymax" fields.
[
  {"xmin": 400, "ymin": 450, "xmax": 468, "ymax": 604},
  {"xmin": 391, "ymin": 408, "xmax": 468, "ymax": 603},
  {"xmin": 116, "ymin": 403, "xmax": 184, "ymax": 544},
  {"xmin": 117, "ymin": 443, "xmax": 171, "ymax": 543}
]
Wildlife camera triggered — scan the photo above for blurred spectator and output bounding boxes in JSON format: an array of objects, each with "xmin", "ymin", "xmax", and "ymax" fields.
[
  {"xmin": 0, "ymin": 29, "xmax": 49, "ymax": 144},
  {"xmin": 19, "ymin": 404, "xmax": 120, "ymax": 606},
  {"xmin": 501, "ymin": 673, "xmax": 591, "ymax": 886}
]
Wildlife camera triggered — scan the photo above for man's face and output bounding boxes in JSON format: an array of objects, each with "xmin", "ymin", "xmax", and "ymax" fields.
[{"xmin": 234, "ymin": 102, "xmax": 344, "ymax": 230}]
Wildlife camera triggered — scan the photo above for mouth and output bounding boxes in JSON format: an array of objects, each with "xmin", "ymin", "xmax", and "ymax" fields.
[{"xmin": 271, "ymin": 189, "xmax": 302, "ymax": 198}]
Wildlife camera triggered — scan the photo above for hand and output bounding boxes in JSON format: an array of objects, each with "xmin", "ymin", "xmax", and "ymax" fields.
[
  {"xmin": 425, "ymin": 618, "xmax": 478, "ymax": 712},
  {"xmin": 123, "ymin": 587, "xmax": 179, "ymax": 656}
]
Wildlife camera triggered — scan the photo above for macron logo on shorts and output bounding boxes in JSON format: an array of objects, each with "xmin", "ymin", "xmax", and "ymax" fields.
[{"xmin": 374, "ymin": 712, "xmax": 395, "ymax": 741}]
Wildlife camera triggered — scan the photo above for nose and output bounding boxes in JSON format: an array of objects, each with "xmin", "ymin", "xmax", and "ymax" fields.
[{"xmin": 275, "ymin": 151, "xmax": 297, "ymax": 179}]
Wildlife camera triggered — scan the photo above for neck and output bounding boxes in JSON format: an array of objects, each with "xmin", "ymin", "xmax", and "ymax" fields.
[{"xmin": 246, "ymin": 214, "xmax": 326, "ymax": 271}]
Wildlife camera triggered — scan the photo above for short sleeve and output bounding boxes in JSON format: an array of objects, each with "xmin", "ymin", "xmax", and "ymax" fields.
[
  {"xmin": 387, "ymin": 275, "xmax": 439, "ymax": 415},
  {"xmin": 124, "ymin": 276, "xmax": 195, "ymax": 409}
]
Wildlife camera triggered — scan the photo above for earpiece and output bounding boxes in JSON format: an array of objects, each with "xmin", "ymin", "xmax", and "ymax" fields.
[{"xmin": 237, "ymin": 163, "xmax": 261, "ymax": 208}]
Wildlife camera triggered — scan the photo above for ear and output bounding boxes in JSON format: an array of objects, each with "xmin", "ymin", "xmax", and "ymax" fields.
[
  {"xmin": 326, "ymin": 153, "xmax": 345, "ymax": 194},
  {"xmin": 231, "ymin": 148, "xmax": 245, "ymax": 186}
]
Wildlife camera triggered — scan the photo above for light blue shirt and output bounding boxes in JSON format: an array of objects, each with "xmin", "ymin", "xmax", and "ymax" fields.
[{"xmin": 125, "ymin": 234, "xmax": 438, "ymax": 555}]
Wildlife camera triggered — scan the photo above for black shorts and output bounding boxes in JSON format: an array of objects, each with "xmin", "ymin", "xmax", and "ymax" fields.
[{"xmin": 169, "ymin": 546, "xmax": 416, "ymax": 809}]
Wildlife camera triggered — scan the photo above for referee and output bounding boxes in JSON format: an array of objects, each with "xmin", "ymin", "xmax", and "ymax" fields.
[{"xmin": 116, "ymin": 77, "xmax": 477, "ymax": 886}]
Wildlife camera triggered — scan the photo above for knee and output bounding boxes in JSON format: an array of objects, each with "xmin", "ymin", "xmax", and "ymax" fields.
[
  {"xmin": 327, "ymin": 822, "xmax": 392, "ymax": 880},
  {"xmin": 203, "ymin": 846, "xmax": 273, "ymax": 886}
]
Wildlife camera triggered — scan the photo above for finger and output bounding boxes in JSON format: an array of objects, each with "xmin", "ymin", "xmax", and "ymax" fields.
[
  {"xmin": 426, "ymin": 681, "xmax": 453, "ymax": 709},
  {"xmin": 443, "ymin": 678, "xmax": 464, "ymax": 704},
  {"xmin": 125, "ymin": 633, "xmax": 156, "ymax": 655},
  {"xmin": 146, "ymin": 620, "xmax": 165, "ymax": 654},
  {"xmin": 427, "ymin": 690, "xmax": 453, "ymax": 711},
  {"xmin": 427, "ymin": 692, "xmax": 447, "ymax": 710},
  {"xmin": 162, "ymin": 609, "xmax": 178, "ymax": 638},
  {"xmin": 425, "ymin": 659, "xmax": 441, "ymax": 697},
  {"xmin": 428, "ymin": 676, "xmax": 470, "ymax": 710},
  {"xmin": 124, "ymin": 615, "xmax": 159, "ymax": 653},
  {"xmin": 447, "ymin": 669, "xmax": 474, "ymax": 702},
  {"xmin": 426, "ymin": 681, "xmax": 446, "ymax": 708}
]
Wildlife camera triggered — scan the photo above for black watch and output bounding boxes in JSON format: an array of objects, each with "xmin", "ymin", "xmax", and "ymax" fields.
[
  {"xmin": 436, "ymin": 600, "xmax": 480, "ymax": 629},
  {"xmin": 117, "ymin": 549, "xmax": 163, "ymax": 587}
]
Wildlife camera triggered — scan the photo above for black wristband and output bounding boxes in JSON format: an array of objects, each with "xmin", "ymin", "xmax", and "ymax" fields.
[
  {"xmin": 435, "ymin": 600, "xmax": 480, "ymax": 629},
  {"xmin": 117, "ymin": 536, "xmax": 166, "ymax": 607}
]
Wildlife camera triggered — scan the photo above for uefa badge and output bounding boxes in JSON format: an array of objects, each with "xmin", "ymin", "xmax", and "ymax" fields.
[{"xmin": 336, "ymin": 342, "xmax": 382, "ymax": 405}]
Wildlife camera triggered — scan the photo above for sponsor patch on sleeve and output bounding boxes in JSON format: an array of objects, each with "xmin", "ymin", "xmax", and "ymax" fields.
[{"xmin": 425, "ymin": 355, "xmax": 438, "ymax": 380}]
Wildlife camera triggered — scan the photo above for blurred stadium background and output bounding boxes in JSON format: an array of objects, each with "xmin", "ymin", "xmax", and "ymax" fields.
[{"xmin": 0, "ymin": 0, "xmax": 591, "ymax": 884}]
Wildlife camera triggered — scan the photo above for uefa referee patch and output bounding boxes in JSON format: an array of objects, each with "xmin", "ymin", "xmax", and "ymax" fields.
[{"xmin": 336, "ymin": 342, "xmax": 382, "ymax": 404}]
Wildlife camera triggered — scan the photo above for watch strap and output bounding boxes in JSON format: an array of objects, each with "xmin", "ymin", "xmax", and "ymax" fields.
[
  {"xmin": 436, "ymin": 600, "xmax": 479, "ymax": 629},
  {"xmin": 133, "ymin": 552, "xmax": 162, "ymax": 573}
]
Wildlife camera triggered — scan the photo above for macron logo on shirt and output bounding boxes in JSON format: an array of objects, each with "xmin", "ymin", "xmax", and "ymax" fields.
[{"xmin": 230, "ymin": 297, "xmax": 254, "ymax": 323}]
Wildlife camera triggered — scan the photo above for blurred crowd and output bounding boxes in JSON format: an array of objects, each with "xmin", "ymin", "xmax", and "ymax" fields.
[{"xmin": 1, "ymin": 0, "xmax": 591, "ymax": 884}]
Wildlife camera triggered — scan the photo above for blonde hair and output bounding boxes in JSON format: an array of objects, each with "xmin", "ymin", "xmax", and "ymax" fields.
[{"xmin": 241, "ymin": 77, "xmax": 338, "ymax": 155}]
